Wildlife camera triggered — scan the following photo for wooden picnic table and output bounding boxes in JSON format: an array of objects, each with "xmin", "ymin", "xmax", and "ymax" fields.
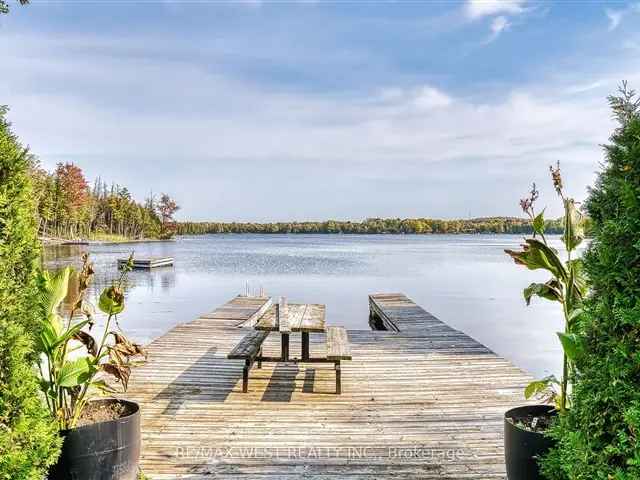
[
  {"xmin": 229, "ymin": 296, "xmax": 350, "ymax": 394},
  {"xmin": 254, "ymin": 299, "xmax": 325, "ymax": 361}
]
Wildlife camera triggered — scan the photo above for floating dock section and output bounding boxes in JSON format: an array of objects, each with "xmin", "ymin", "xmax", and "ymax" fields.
[{"xmin": 118, "ymin": 257, "xmax": 174, "ymax": 269}]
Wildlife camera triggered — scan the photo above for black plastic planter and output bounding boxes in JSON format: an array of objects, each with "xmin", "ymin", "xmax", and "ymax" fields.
[
  {"xmin": 504, "ymin": 405, "xmax": 556, "ymax": 480},
  {"xmin": 49, "ymin": 399, "xmax": 140, "ymax": 480}
]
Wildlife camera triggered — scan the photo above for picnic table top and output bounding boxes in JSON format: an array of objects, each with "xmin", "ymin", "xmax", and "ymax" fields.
[{"xmin": 254, "ymin": 303, "xmax": 326, "ymax": 333}]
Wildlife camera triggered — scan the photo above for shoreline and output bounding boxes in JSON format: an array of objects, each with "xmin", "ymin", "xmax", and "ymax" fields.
[{"xmin": 40, "ymin": 236, "xmax": 175, "ymax": 247}]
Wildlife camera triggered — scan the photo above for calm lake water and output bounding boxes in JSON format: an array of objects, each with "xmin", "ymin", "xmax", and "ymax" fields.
[{"xmin": 44, "ymin": 234, "xmax": 581, "ymax": 379}]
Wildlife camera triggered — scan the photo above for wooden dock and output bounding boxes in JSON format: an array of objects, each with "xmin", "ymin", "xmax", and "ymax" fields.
[
  {"xmin": 125, "ymin": 294, "xmax": 533, "ymax": 479},
  {"xmin": 368, "ymin": 293, "xmax": 444, "ymax": 331},
  {"xmin": 118, "ymin": 257, "xmax": 174, "ymax": 269}
]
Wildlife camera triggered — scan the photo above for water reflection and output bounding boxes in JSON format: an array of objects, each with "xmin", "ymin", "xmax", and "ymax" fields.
[{"xmin": 42, "ymin": 244, "xmax": 87, "ymax": 267}]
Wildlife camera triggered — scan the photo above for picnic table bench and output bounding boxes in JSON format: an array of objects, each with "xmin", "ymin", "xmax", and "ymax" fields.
[{"xmin": 227, "ymin": 297, "xmax": 351, "ymax": 394}]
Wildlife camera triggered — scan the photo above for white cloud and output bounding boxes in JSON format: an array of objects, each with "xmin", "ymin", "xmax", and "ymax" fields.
[
  {"xmin": 606, "ymin": 8, "xmax": 624, "ymax": 31},
  {"xmin": 413, "ymin": 86, "xmax": 453, "ymax": 109},
  {"xmin": 465, "ymin": 0, "xmax": 526, "ymax": 20},
  {"xmin": 465, "ymin": 1, "xmax": 525, "ymax": 45},
  {"xmin": 485, "ymin": 15, "xmax": 511, "ymax": 43},
  {"xmin": 565, "ymin": 81, "xmax": 603, "ymax": 95},
  {"xmin": 378, "ymin": 86, "xmax": 452, "ymax": 110},
  {"xmin": 606, "ymin": 3, "xmax": 640, "ymax": 31}
]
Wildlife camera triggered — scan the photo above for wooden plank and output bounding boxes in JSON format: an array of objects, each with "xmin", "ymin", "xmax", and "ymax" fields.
[
  {"xmin": 277, "ymin": 297, "xmax": 290, "ymax": 333},
  {"xmin": 254, "ymin": 305, "xmax": 278, "ymax": 331},
  {"xmin": 226, "ymin": 330, "xmax": 269, "ymax": 359},
  {"xmin": 201, "ymin": 296, "xmax": 272, "ymax": 325},
  {"xmin": 292, "ymin": 304, "xmax": 325, "ymax": 332},
  {"xmin": 326, "ymin": 326, "xmax": 351, "ymax": 360},
  {"xmin": 287, "ymin": 304, "xmax": 307, "ymax": 331},
  {"xmin": 238, "ymin": 297, "xmax": 274, "ymax": 328}
]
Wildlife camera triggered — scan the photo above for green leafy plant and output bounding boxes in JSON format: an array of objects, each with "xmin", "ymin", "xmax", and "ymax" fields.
[
  {"xmin": 37, "ymin": 253, "xmax": 145, "ymax": 430},
  {"xmin": 505, "ymin": 164, "xmax": 587, "ymax": 413},
  {"xmin": 541, "ymin": 83, "xmax": 640, "ymax": 479}
]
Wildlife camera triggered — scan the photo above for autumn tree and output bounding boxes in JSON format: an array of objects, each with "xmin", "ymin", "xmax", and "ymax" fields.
[
  {"xmin": 157, "ymin": 193, "xmax": 180, "ymax": 238},
  {"xmin": 54, "ymin": 163, "xmax": 90, "ymax": 237}
]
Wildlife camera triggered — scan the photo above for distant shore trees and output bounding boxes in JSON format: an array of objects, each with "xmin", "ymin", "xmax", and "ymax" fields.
[
  {"xmin": 31, "ymin": 161, "xmax": 179, "ymax": 240},
  {"xmin": 177, "ymin": 216, "xmax": 566, "ymax": 236}
]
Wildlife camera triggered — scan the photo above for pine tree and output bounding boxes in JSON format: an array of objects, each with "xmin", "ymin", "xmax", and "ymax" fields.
[
  {"xmin": 543, "ymin": 83, "xmax": 640, "ymax": 479},
  {"xmin": 0, "ymin": 106, "xmax": 60, "ymax": 479}
]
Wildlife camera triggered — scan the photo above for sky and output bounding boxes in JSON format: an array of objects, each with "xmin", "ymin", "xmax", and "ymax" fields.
[{"xmin": 2, "ymin": 0, "xmax": 640, "ymax": 222}]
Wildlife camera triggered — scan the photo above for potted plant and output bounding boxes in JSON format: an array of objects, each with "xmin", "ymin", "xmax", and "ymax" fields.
[
  {"xmin": 503, "ymin": 163, "xmax": 587, "ymax": 480},
  {"xmin": 36, "ymin": 253, "xmax": 146, "ymax": 480}
]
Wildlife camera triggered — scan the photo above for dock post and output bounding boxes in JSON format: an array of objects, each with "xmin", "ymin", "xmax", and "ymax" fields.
[
  {"xmin": 242, "ymin": 360, "xmax": 250, "ymax": 393},
  {"xmin": 301, "ymin": 332, "xmax": 310, "ymax": 361},
  {"xmin": 335, "ymin": 361, "xmax": 341, "ymax": 394},
  {"xmin": 281, "ymin": 334, "xmax": 289, "ymax": 361}
]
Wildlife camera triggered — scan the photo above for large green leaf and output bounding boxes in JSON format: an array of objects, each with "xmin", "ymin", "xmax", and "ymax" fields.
[
  {"xmin": 533, "ymin": 210, "xmax": 546, "ymax": 236},
  {"xmin": 505, "ymin": 238, "xmax": 567, "ymax": 280},
  {"xmin": 566, "ymin": 259, "xmax": 587, "ymax": 312},
  {"xmin": 524, "ymin": 375, "xmax": 558, "ymax": 400},
  {"xmin": 38, "ymin": 313, "xmax": 63, "ymax": 354},
  {"xmin": 523, "ymin": 279, "xmax": 562, "ymax": 305},
  {"xmin": 524, "ymin": 375, "xmax": 559, "ymax": 400},
  {"xmin": 57, "ymin": 357, "xmax": 95, "ymax": 388},
  {"xmin": 563, "ymin": 199, "xmax": 585, "ymax": 252},
  {"xmin": 98, "ymin": 286, "xmax": 125, "ymax": 315},
  {"xmin": 40, "ymin": 267, "xmax": 72, "ymax": 316},
  {"xmin": 525, "ymin": 380, "xmax": 548, "ymax": 399},
  {"xmin": 557, "ymin": 332, "xmax": 580, "ymax": 361}
]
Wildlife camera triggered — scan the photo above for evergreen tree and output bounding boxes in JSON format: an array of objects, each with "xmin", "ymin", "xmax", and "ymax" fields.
[
  {"xmin": 0, "ymin": 106, "xmax": 60, "ymax": 478},
  {"xmin": 543, "ymin": 83, "xmax": 640, "ymax": 479}
]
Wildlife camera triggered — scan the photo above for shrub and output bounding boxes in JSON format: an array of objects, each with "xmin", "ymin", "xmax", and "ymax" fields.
[
  {"xmin": 542, "ymin": 84, "xmax": 640, "ymax": 479},
  {"xmin": 0, "ymin": 321, "xmax": 61, "ymax": 479},
  {"xmin": 0, "ymin": 106, "xmax": 60, "ymax": 479}
]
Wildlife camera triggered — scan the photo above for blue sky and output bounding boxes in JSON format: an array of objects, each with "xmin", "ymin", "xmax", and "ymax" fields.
[{"xmin": 2, "ymin": 0, "xmax": 640, "ymax": 221}]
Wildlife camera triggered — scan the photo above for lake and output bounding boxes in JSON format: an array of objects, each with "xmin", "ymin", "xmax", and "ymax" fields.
[{"xmin": 44, "ymin": 234, "xmax": 579, "ymax": 379}]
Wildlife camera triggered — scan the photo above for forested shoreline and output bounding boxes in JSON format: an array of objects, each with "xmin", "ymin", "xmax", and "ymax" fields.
[
  {"xmin": 30, "ymin": 161, "xmax": 179, "ymax": 241},
  {"xmin": 177, "ymin": 216, "xmax": 565, "ymax": 235},
  {"xmin": 31, "ymin": 161, "xmax": 566, "ymax": 239}
]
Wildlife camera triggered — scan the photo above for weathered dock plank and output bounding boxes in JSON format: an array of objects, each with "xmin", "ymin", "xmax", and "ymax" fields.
[{"xmin": 125, "ymin": 294, "xmax": 532, "ymax": 479}]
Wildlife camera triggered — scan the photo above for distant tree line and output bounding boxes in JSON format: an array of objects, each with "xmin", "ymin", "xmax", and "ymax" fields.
[
  {"xmin": 177, "ymin": 216, "xmax": 566, "ymax": 235},
  {"xmin": 30, "ymin": 161, "xmax": 179, "ymax": 240}
]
